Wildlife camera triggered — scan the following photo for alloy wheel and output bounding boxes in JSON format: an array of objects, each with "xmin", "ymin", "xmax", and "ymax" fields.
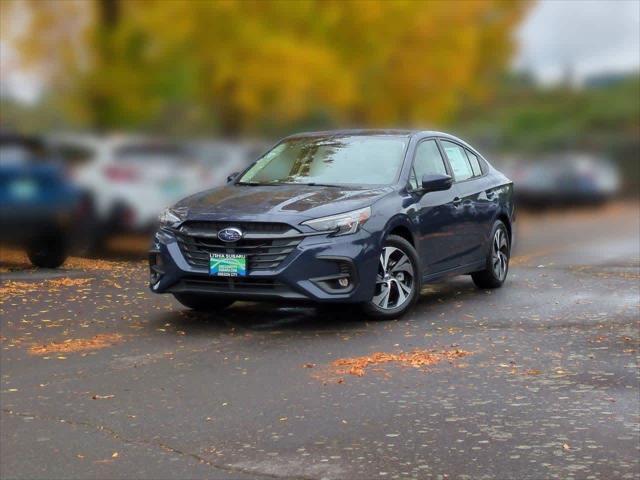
[
  {"xmin": 372, "ymin": 246, "xmax": 415, "ymax": 310},
  {"xmin": 492, "ymin": 228, "xmax": 509, "ymax": 281}
]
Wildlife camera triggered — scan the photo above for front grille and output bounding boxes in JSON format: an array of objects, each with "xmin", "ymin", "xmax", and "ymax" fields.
[
  {"xmin": 175, "ymin": 221, "xmax": 303, "ymax": 272},
  {"xmin": 180, "ymin": 221, "xmax": 290, "ymax": 236},
  {"xmin": 170, "ymin": 277, "xmax": 306, "ymax": 299}
]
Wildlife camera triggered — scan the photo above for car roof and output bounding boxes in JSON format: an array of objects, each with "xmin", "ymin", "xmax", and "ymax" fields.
[{"xmin": 283, "ymin": 129, "xmax": 462, "ymax": 141}]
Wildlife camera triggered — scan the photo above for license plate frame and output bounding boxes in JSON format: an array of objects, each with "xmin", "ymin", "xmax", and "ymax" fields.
[{"xmin": 209, "ymin": 253, "xmax": 247, "ymax": 277}]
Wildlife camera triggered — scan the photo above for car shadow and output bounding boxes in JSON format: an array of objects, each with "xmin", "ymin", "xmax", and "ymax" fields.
[
  {"xmin": 416, "ymin": 278, "xmax": 484, "ymax": 306},
  {"xmin": 149, "ymin": 300, "xmax": 370, "ymax": 337},
  {"xmin": 149, "ymin": 277, "xmax": 487, "ymax": 337}
]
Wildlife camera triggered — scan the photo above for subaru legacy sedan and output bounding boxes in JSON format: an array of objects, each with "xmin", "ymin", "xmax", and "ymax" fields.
[{"xmin": 149, "ymin": 130, "xmax": 515, "ymax": 319}]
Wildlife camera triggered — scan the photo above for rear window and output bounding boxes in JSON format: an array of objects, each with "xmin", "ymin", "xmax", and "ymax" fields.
[{"xmin": 441, "ymin": 140, "xmax": 473, "ymax": 181}]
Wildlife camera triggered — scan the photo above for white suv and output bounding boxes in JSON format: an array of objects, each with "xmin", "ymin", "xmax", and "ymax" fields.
[{"xmin": 49, "ymin": 134, "xmax": 216, "ymax": 237}]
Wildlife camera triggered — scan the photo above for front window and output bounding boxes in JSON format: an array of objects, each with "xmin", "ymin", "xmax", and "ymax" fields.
[
  {"xmin": 238, "ymin": 135, "xmax": 408, "ymax": 186},
  {"xmin": 409, "ymin": 139, "xmax": 448, "ymax": 189}
]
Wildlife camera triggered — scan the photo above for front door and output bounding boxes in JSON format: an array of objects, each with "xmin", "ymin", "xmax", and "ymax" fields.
[{"xmin": 407, "ymin": 139, "xmax": 461, "ymax": 275}]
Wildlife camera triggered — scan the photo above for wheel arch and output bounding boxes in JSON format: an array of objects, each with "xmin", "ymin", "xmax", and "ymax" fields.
[
  {"xmin": 382, "ymin": 214, "xmax": 416, "ymax": 247},
  {"xmin": 495, "ymin": 211, "xmax": 512, "ymax": 246}
]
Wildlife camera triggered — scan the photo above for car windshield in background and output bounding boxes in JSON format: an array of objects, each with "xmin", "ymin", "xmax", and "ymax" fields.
[
  {"xmin": 0, "ymin": 138, "xmax": 48, "ymax": 166},
  {"xmin": 238, "ymin": 135, "xmax": 408, "ymax": 186},
  {"xmin": 116, "ymin": 144, "xmax": 192, "ymax": 164}
]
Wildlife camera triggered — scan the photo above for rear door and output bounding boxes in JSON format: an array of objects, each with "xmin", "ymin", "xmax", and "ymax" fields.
[
  {"xmin": 439, "ymin": 139, "xmax": 486, "ymax": 266},
  {"xmin": 463, "ymin": 148, "xmax": 499, "ymax": 249}
]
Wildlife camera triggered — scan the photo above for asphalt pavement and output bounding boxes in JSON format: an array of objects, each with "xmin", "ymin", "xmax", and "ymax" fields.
[{"xmin": 1, "ymin": 202, "xmax": 639, "ymax": 480}]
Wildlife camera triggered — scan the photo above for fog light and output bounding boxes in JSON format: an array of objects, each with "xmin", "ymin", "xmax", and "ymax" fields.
[{"xmin": 338, "ymin": 278, "xmax": 350, "ymax": 288}]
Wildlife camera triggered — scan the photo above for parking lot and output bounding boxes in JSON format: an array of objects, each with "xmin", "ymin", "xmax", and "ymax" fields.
[{"xmin": 1, "ymin": 202, "xmax": 639, "ymax": 480}]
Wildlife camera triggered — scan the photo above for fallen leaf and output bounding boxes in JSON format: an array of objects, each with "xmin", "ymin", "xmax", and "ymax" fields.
[
  {"xmin": 29, "ymin": 334, "xmax": 123, "ymax": 355},
  {"xmin": 326, "ymin": 349, "xmax": 470, "ymax": 378}
]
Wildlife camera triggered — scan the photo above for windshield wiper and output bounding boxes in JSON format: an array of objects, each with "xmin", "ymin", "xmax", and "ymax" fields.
[
  {"xmin": 238, "ymin": 181, "xmax": 342, "ymax": 188},
  {"xmin": 236, "ymin": 181, "xmax": 276, "ymax": 186},
  {"xmin": 294, "ymin": 182, "xmax": 342, "ymax": 188}
]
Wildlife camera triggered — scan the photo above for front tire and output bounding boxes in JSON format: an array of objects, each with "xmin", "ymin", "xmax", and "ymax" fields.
[
  {"xmin": 362, "ymin": 235, "xmax": 421, "ymax": 320},
  {"xmin": 173, "ymin": 294, "xmax": 235, "ymax": 312},
  {"xmin": 471, "ymin": 220, "xmax": 510, "ymax": 289}
]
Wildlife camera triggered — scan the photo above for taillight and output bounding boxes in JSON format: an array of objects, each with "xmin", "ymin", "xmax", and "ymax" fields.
[{"xmin": 103, "ymin": 165, "xmax": 140, "ymax": 182}]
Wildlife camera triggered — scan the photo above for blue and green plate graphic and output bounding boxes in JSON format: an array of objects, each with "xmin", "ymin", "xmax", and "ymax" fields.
[{"xmin": 209, "ymin": 253, "xmax": 247, "ymax": 277}]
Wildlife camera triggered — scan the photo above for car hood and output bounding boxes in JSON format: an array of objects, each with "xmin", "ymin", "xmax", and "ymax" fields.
[{"xmin": 175, "ymin": 184, "xmax": 392, "ymax": 222}]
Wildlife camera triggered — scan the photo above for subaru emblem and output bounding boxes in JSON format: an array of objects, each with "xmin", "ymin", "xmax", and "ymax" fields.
[{"xmin": 218, "ymin": 227, "xmax": 243, "ymax": 242}]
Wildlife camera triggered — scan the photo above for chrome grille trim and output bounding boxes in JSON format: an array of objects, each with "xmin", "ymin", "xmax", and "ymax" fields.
[{"xmin": 174, "ymin": 221, "xmax": 305, "ymax": 272}]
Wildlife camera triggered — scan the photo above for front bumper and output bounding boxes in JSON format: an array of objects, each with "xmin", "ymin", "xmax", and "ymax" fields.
[{"xmin": 148, "ymin": 225, "xmax": 381, "ymax": 304}]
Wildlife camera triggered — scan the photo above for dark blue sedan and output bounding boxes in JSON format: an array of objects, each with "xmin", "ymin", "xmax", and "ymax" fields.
[{"xmin": 150, "ymin": 130, "xmax": 515, "ymax": 319}]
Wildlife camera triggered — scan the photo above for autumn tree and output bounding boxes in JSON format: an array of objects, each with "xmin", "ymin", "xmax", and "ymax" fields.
[{"xmin": 1, "ymin": 0, "xmax": 529, "ymax": 135}]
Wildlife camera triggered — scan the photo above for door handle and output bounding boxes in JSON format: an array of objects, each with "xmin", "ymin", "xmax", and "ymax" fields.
[
  {"xmin": 485, "ymin": 190, "xmax": 496, "ymax": 200},
  {"xmin": 453, "ymin": 196, "xmax": 462, "ymax": 205}
]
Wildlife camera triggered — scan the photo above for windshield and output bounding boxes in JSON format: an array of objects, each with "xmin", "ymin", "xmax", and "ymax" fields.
[
  {"xmin": 0, "ymin": 140, "xmax": 48, "ymax": 166},
  {"xmin": 238, "ymin": 135, "xmax": 408, "ymax": 186}
]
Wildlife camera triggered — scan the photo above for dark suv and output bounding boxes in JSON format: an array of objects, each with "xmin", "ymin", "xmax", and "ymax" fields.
[
  {"xmin": 149, "ymin": 130, "xmax": 515, "ymax": 319},
  {"xmin": 0, "ymin": 132, "xmax": 89, "ymax": 268}
]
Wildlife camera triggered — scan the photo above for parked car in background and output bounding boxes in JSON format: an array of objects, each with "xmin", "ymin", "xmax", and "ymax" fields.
[
  {"xmin": 190, "ymin": 139, "xmax": 270, "ymax": 187},
  {"xmin": 149, "ymin": 130, "xmax": 515, "ymax": 319},
  {"xmin": 48, "ymin": 134, "xmax": 217, "ymax": 247},
  {"xmin": 0, "ymin": 131, "xmax": 90, "ymax": 268},
  {"xmin": 501, "ymin": 153, "xmax": 620, "ymax": 207}
]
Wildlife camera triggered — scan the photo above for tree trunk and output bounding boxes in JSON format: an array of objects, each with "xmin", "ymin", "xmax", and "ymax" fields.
[{"xmin": 90, "ymin": 0, "xmax": 120, "ymax": 131}]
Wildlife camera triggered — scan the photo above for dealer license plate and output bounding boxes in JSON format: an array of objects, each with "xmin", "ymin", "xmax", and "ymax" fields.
[{"xmin": 209, "ymin": 253, "xmax": 247, "ymax": 277}]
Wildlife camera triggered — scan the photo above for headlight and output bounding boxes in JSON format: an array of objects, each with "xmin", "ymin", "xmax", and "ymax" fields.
[
  {"xmin": 158, "ymin": 207, "xmax": 186, "ymax": 227},
  {"xmin": 302, "ymin": 207, "xmax": 371, "ymax": 236}
]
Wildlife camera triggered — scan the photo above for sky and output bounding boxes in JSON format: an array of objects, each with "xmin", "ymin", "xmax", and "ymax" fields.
[
  {"xmin": 1, "ymin": 0, "xmax": 639, "ymax": 103},
  {"xmin": 514, "ymin": 0, "xmax": 640, "ymax": 84}
]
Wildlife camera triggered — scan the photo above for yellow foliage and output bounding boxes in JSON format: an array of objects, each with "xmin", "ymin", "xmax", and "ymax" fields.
[{"xmin": 1, "ymin": 0, "xmax": 529, "ymax": 133}]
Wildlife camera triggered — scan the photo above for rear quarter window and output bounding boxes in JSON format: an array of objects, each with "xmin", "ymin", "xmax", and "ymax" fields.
[{"xmin": 465, "ymin": 149, "xmax": 483, "ymax": 177}]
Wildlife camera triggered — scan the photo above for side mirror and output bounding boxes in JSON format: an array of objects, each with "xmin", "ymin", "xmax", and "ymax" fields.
[
  {"xmin": 227, "ymin": 172, "xmax": 240, "ymax": 183},
  {"xmin": 421, "ymin": 174, "xmax": 452, "ymax": 193}
]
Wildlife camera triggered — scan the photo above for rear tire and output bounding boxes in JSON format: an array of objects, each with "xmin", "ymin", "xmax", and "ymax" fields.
[
  {"xmin": 361, "ymin": 235, "xmax": 421, "ymax": 320},
  {"xmin": 173, "ymin": 293, "xmax": 235, "ymax": 312},
  {"xmin": 27, "ymin": 233, "xmax": 68, "ymax": 269},
  {"xmin": 471, "ymin": 220, "xmax": 510, "ymax": 289}
]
